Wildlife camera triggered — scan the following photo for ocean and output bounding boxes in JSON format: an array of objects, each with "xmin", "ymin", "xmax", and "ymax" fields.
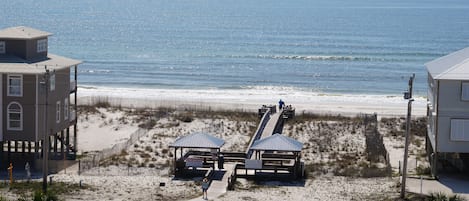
[{"xmin": 2, "ymin": 0, "xmax": 469, "ymax": 102}]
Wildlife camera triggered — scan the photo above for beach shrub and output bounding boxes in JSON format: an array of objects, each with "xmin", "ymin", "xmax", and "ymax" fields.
[
  {"xmin": 93, "ymin": 99, "xmax": 111, "ymax": 108},
  {"xmin": 140, "ymin": 152, "xmax": 151, "ymax": 159},
  {"xmin": 177, "ymin": 113, "xmax": 193, "ymax": 123},
  {"xmin": 138, "ymin": 119, "xmax": 156, "ymax": 129},
  {"xmin": 416, "ymin": 165, "xmax": 431, "ymax": 176},
  {"xmin": 428, "ymin": 192, "xmax": 465, "ymax": 201},
  {"xmin": 162, "ymin": 149, "xmax": 169, "ymax": 154},
  {"xmin": 400, "ymin": 117, "xmax": 427, "ymax": 137},
  {"xmin": 33, "ymin": 190, "xmax": 43, "ymax": 201},
  {"xmin": 144, "ymin": 145, "xmax": 153, "ymax": 152}
]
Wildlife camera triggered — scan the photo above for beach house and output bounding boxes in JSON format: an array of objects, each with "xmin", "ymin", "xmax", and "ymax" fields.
[
  {"xmin": 0, "ymin": 26, "xmax": 80, "ymax": 169},
  {"xmin": 426, "ymin": 47, "xmax": 469, "ymax": 175}
]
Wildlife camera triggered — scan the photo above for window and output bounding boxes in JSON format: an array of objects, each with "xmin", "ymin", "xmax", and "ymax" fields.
[
  {"xmin": 64, "ymin": 98, "xmax": 69, "ymax": 120},
  {"xmin": 461, "ymin": 83, "xmax": 469, "ymax": 101},
  {"xmin": 0, "ymin": 41, "xmax": 5, "ymax": 54},
  {"xmin": 450, "ymin": 119, "xmax": 469, "ymax": 141},
  {"xmin": 37, "ymin": 39, "xmax": 47, "ymax": 53},
  {"xmin": 50, "ymin": 73, "xmax": 55, "ymax": 91},
  {"xmin": 7, "ymin": 102, "xmax": 22, "ymax": 130},
  {"xmin": 56, "ymin": 101, "xmax": 61, "ymax": 123},
  {"xmin": 7, "ymin": 75, "xmax": 22, "ymax": 96}
]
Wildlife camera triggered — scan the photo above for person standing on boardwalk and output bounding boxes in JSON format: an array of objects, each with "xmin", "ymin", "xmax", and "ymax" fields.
[
  {"xmin": 202, "ymin": 177, "xmax": 209, "ymax": 200},
  {"xmin": 279, "ymin": 99, "xmax": 285, "ymax": 110}
]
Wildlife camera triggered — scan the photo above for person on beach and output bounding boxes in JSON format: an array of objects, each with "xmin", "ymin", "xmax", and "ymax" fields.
[
  {"xmin": 202, "ymin": 177, "xmax": 209, "ymax": 200},
  {"xmin": 25, "ymin": 162, "xmax": 31, "ymax": 182},
  {"xmin": 8, "ymin": 163, "xmax": 13, "ymax": 185}
]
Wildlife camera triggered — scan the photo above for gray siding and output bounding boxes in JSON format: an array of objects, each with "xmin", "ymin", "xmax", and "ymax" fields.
[
  {"xmin": 1, "ymin": 68, "xmax": 71, "ymax": 142},
  {"xmin": 0, "ymin": 37, "xmax": 47, "ymax": 61},
  {"xmin": 36, "ymin": 68, "xmax": 71, "ymax": 140},
  {"xmin": 26, "ymin": 38, "xmax": 48, "ymax": 61},
  {"xmin": 2, "ymin": 74, "xmax": 37, "ymax": 141},
  {"xmin": 3, "ymin": 40, "xmax": 27, "ymax": 59},
  {"xmin": 436, "ymin": 80, "xmax": 469, "ymax": 153}
]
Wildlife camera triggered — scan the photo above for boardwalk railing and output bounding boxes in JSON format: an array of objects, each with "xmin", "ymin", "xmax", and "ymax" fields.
[{"xmin": 245, "ymin": 109, "xmax": 271, "ymax": 159}]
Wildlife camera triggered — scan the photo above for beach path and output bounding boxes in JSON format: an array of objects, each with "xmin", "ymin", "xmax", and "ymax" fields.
[
  {"xmin": 259, "ymin": 109, "xmax": 283, "ymax": 140},
  {"xmin": 406, "ymin": 175, "xmax": 469, "ymax": 199},
  {"xmin": 188, "ymin": 163, "xmax": 234, "ymax": 201}
]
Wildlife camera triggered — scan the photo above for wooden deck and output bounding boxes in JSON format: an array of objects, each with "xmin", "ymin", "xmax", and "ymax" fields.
[
  {"xmin": 248, "ymin": 108, "xmax": 283, "ymax": 159},
  {"xmin": 259, "ymin": 109, "xmax": 283, "ymax": 140}
]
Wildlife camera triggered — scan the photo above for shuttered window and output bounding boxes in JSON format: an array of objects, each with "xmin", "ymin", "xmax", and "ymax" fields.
[{"xmin": 450, "ymin": 119, "xmax": 469, "ymax": 141}]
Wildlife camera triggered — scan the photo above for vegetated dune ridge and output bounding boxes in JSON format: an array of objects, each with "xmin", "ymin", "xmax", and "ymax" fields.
[{"xmin": 1, "ymin": 97, "xmax": 428, "ymax": 201}]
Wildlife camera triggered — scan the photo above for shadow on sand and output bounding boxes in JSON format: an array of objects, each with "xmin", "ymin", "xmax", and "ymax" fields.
[{"xmin": 439, "ymin": 173, "xmax": 469, "ymax": 194}]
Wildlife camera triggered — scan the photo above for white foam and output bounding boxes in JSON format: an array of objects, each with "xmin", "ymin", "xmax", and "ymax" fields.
[{"xmin": 77, "ymin": 85, "xmax": 427, "ymax": 116}]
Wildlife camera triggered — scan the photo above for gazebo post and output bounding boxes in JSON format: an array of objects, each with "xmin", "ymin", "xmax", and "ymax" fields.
[
  {"xmin": 217, "ymin": 148, "xmax": 220, "ymax": 170},
  {"xmin": 173, "ymin": 147, "xmax": 177, "ymax": 174},
  {"xmin": 180, "ymin": 147, "xmax": 183, "ymax": 159}
]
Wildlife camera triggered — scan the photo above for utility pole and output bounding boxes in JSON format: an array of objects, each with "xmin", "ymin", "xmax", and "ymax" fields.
[
  {"xmin": 42, "ymin": 68, "xmax": 50, "ymax": 193},
  {"xmin": 401, "ymin": 73, "xmax": 415, "ymax": 199}
]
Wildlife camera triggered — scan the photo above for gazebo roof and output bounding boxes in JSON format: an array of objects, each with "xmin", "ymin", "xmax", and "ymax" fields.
[
  {"xmin": 250, "ymin": 133, "xmax": 303, "ymax": 152},
  {"xmin": 170, "ymin": 132, "xmax": 225, "ymax": 149}
]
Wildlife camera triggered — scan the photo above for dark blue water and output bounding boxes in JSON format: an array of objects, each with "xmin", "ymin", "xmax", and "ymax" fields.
[{"xmin": 2, "ymin": 0, "xmax": 469, "ymax": 96}]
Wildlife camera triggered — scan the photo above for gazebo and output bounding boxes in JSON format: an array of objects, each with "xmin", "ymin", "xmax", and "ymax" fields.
[
  {"xmin": 248, "ymin": 133, "xmax": 303, "ymax": 177},
  {"xmin": 169, "ymin": 132, "xmax": 225, "ymax": 173}
]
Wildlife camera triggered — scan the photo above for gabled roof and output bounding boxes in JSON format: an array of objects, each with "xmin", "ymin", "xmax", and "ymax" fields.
[
  {"xmin": 0, "ymin": 26, "xmax": 52, "ymax": 39},
  {"xmin": 425, "ymin": 47, "xmax": 469, "ymax": 80},
  {"xmin": 250, "ymin": 133, "xmax": 303, "ymax": 152},
  {"xmin": 0, "ymin": 54, "xmax": 81, "ymax": 74},
  {"xmin": 170, "ymin": 132, "xmax": 225, "ymax": 149}
]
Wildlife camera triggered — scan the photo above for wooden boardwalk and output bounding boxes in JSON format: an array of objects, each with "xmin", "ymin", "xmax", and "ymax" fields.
[
  {"xmin": 188, "ymin": 106, "xmax": 290, "ymax": 200},
  {"xmin": 259, "ymin": 109, "xmax": 283, "ymax": 140},
  {"xmin": 188, "ymin": 164, "xmax": 234, "ymax": 201},
  {"xmin": 247, "ymin": 109, "xmax": 283, "ymax": 160}
]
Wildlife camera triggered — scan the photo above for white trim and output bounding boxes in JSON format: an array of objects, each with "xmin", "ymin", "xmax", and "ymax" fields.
[
  {"xmin": 35, "ymin": 75, "xmax": 39, "ymax": 141},
  {"xmin": 7, "ymin": 102, "xmax": 23, "ymax": 131},
  {"xmin": 0, "ymin": 41, "xmax": 5, "ymax": 54},
  {"xmin": 7, "ymin": 74, "xmax": 22, "ymax": 97},
  {"xmin": 37, "ymin": 38, "xmax": 47, "ymax": 53},
  {"xmin": 56, "ymin": 101, "xmax": 61, "ymax": 123},
  {"xmin": 64, "ymin": 98, "xmax": 69, "ymax": 120}
]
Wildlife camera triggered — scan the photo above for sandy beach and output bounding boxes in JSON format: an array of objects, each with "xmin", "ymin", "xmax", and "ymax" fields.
[{"xmin": 1, "ymin": 93, "xmax": 433, "ymax": 200}]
